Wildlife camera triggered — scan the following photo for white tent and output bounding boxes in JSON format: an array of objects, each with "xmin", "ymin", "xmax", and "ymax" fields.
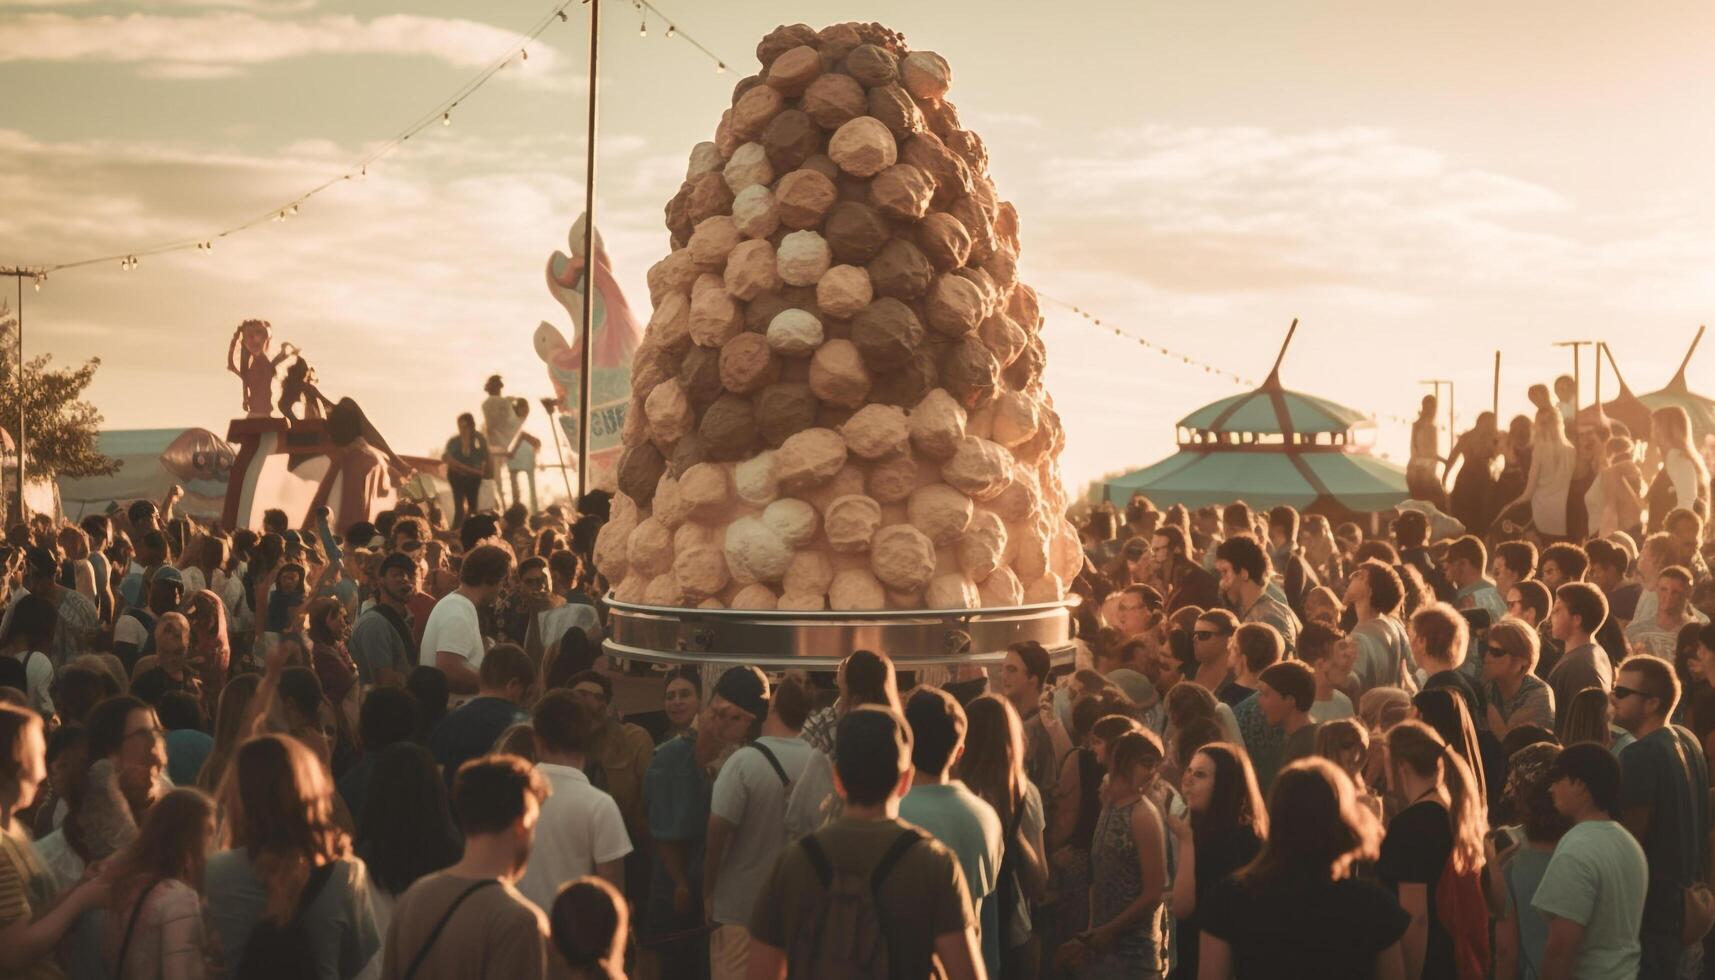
[{"xmin": 57, "ymin": 428, "xmax": 233, "ymax": 520}]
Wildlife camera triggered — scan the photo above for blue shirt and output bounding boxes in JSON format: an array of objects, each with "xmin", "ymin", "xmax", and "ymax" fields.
[
  {"xmin": 643, "ymin": 733, "xmax": 711, "ymax": 930},
  {"xmin": 900, "ymin": 782, "xmax": 1004, "ymax": 978},
  {"xmin": 164, "ymin": 729, "xmax": 212, "ymax": 787}
]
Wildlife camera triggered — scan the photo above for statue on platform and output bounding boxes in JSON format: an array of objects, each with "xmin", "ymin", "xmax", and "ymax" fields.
[
  {"xmin": 535, "ymin": 213, "xmax": 643, "ymax": 491},
  {"xmin": 277, "ymin": 349, "xmax": 414, "ymax": 483},
  {"xmin": 225, "ymin": 319, "xmax": 294, "ymax": 418}
]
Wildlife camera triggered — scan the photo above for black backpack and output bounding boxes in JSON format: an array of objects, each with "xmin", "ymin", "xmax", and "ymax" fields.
[
  {"xmin": 234, "ymin": 862, "xmax": 336, "ymax": 980},
  {"xmin": 787, "ymin": 828, "xmax": 922, "ymax": 980}
]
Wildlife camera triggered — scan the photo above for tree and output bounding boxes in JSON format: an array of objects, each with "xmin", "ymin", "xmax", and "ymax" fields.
[{"xmin": 0, "ymin": 299, "xmax": 119, "ymax": 483}]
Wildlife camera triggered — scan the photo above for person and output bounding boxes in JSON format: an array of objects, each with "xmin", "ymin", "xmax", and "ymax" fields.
[
  {"xmin": 348, "ymin": 553, "xmax": 416, "ymax": 689},
  {"xmin": 1314, "ymin": 718, "xmax": 1385, "ymax": 820},
  {"xmin": 441, "ymin": 413, "xmax": 490, "ymax": 527},
  {"xmin": 565, "ymin": 671, "xmax": 654, "ymax": 847},
  {"xmin": 0, "ymin": 594, "xmax": 56, "ymax": 717},
  {"xmin": 1, "ymin": 703, "xmax": 112, "ymax": 977},
  {"xmin": 1547, "ymin": 584, "xmax": 1614, "ymax": 732},
  {"xmin": 955, "ymin": 694, "xmax": 1048, "ymax": 980},
  {"xmin": 999, "ymin": 641, "xmax": 1058, "ymax": 802},
  {"xmin": 503, "ymin": 399, "xmax": 542, "ymax": 515},
  {"xmin": 899, "ymin": 687, "xmax": 1004, "ymax": 979},
  {"xmin": 133, "ymin": 612, "xmax": 205, "ymax": 708},
  {"xmin": 1410, "ymin": 394, "xmax": 1447, "ymax": 506},
  {"xmin": 1046, "ymin": 704, "xmax": 1136, "ymax": 952},
  {"xmin": 1583, "ymin": 539, "xmax": 1639, "ymax": 628},
  {"xmin": 1162, "ymin": 742, "xmax": 1264, "ymax": 980},
  {"xmin": 704, "ymin": 675, "xmax": 812, "ymax": 980},
  {"xmin": 183, "ymin": 590, "xmax": 232, "ymax": 717},
  {"xmin": 1198, "ymin": 756, "xmax": 1407, "ymax": 979},
  {"xmin": 1299, "ymin": 622, "xmax": 1356, "ymax": 722},
  {"xmin": 746, "ymin": 705, "xmax": 983, "ymax": 980},
  {"xmin": 1188, "ymin": 610, "xmax": 1240, "ymax": 704},
  {"xmin": 1596, "ymin": 436, "xmax": 1647, "ymax": 539},
  {"xmin": 1490, "ymin": 743, "xmax": 1569, "ymax": 980},
  {"xmin": 419, "ymin": 544, "xmax": 513, "ymax": 701},
  {"xmin": 336, "ymin": 687, "xmax": 419, "ymax": 823},
  {"xmin": 1379, "ymin": 719, "xmax": 1489, "ymax": 980},
  {"xmin": 99, "ymin": 786, "xmax": 217, "ymax": 979},
  {"xmin": 206, "ymin": 733, "xmax": 380, "ymax": 980},
  {"xmin": 1626, "ymin": 565, "xmax": 1698, "ymax": 661},
  {"xmin": 641, "ymin": 666, "xmax": 762, "ymax": 977},
  {"xmin": 1493, "ymin": 540, "xmax": 1538, "ymax": 599},
  {"xmin": 1444, "ymin": 535, "xmax": 1507, "ymax": 651},
  {"xmin": 1214, "ymin": 534, "xmax": 1300, "ymax": 656},
  {"xmin": 427, "ymin": 645, "xmax": 533, "ymax": 789},
  {"xmin": 15, "ymin": 545, "xmax": 101, "ymax": 669},
  {"xmin": 198, "ymin": 675, "xmax": 260, "ymax": 791},
  {"xmin": 1411, "ymin": 602, "xmax": 1483, "ymax": 720},
  {"xmin": 785, "ymin": 650, "xmax": 902, "ymax": 838},
  {"xmin": 1345, "ymin": 559, "xmax": 1417, "ymax": 695},
  {"xmin": 481, "ymin": 376, "xmax": 524, "ymax": 509},
  {"xmin": 1445, "ymin": 412, "xmax": 1501, "ymax": 534},
  {"xmin": 1152, "ymin": 525, "xmax": 1220, "ymax": 614},
  {"xmin": 80, "ymin": 695, "xmax": 172, "ymax": 861},
  {"xmin": 549, "ymin": 877, "xmax": 627, "ymax": 980},
  {"xmin": 1647, "ymin": 405, "xmax": 1711, "ymax": 532},
  {"xmin": 659, "ymin": 665, "xmax": 702, "ymax": 745},
  {"xmin": 1502, "ymin": 407, "xmax": 1577, "ymax": 541},
  {"xmin": 1052, "ymin": 728, "xmax": 1168, "ymax": 979},
  {"xmin": 1534, "ymin": 743, "xmax": 1649, "ymax": 979},
  {"xmin": 1111, "ymin": 584, "xmax": 1160, "ymax": 642},
  {"xmin": 1229, "ymin": 623, "xmax": 1287, "ymax": 788},
  {"xmin": 381, "ymin": 754, "xmax": 553, "ymax": 979},
  {"xmin": 1609, "ymin": 655, "xmax": 1710, "ymax": 978},
  {"xmin": 227, "ymin": 318, "xmax": 291, "ymax": 418},
  {"xmin": 1482, "ymin": 618, "xmax": 1555, "ymax": 740},
  {"xmin": 1413, "ymin": 687, "xmax": 1493, "ymax": 817},
  {"xmin": 516, "ymin": 691, "xmax": 631, "ymax": 913},
  {"xmin": 353, "ymin": 742, "xmax": 462, "ymax": 973},
  {"xmin": 1257, "ymin": 661, "xmax": 1319, "ymax": 767}
]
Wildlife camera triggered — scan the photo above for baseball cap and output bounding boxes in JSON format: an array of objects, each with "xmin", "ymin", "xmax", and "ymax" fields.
[{"xmin": 713, "ymin": 665, "xmax": 769, "ymax": 720}]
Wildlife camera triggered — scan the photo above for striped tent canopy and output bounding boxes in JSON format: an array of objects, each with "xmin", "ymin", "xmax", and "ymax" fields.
[{"xmin": 1105, "ymin": 320, "xmax": 1409, "ymax": 516}]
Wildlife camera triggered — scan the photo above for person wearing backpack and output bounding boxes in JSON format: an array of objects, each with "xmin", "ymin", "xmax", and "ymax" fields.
[
  {"xmin": 381, "ymin": 754, "xmax": 553, "ymax": 980},
  {"xmin": 205, "ymin": 733, "xmax": 380, "ymax": 980},
  {"xmin": 747, "ymin": 705, "xmax": 984, "ymax": 980},
  {"xmin": 704, "ymin": 674, "xmax": 814, "ymax": 980}
]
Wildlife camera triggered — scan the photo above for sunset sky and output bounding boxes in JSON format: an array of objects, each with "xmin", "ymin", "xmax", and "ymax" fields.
[{"xmin": 4, "ymin": 0, "xmax": 1713, "ymax": 498}]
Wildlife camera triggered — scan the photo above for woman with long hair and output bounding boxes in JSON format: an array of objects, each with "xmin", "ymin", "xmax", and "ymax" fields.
[
  {"xmin": 1597, "ymin": 436, "xmax": 1647, "ymax": 540},
  {"xmin": 1197, "ymin": 758, "xmax": 1407, "ymax": 978},
  {"xmin": 0, "ymin": 704, "xmax": 111, "ymax": 976},
  {"xmin": 1444, "ymin": 411, "xmax": 1502, "ymax": 535},
  {"xmin": 1, "ymin": 594, "xmax": 58, "ymax": 718},
  {"xmin": 1164, "ymin": 743, "xmax": 1265, "ymax": 980},
  {"xmin": 305, "ymin": 597, "xmax": 359, "ymax": 728},
  {"xmin": 955, "ymin": 694, "xmax": 1049, "ymax": 980},
  {"xmin": 1411, "ymin": 687, "xmax": 1490, "ymax": 811},
  {"xmin": 1647, "ymin": 405, "xmax": 1711, "ymax": 532},
  {"xmin": 198, "ymin": 674, "xmax": 261, "ymax": 792},
  {"xmin": 1560, "ymin": 686, "xmax": 1631, "ymax": 753},
  {"xmin": 184, "ymin": 590, "xmax": 232, "ymax": 718},
  {"xmin": 1490, "ymin": 743, "xmax": 1569, "ymax": 980},
  {"xmin": 1047, "ymin": 696, "xmax": 1135, "ymax": 952},
  {"xmin": 352, "ymin": 742, "xmax": 460, "ymax": 978},
  {"xmin": 1056, "ymin": 729, "xmax": 1168, "ymax": 980},
  {"xmin": 101, "ymin": 787, "xmax": 218, "ymax": 979},
  {"xmin": 1314, "ymin": 718, "xmax": 1384, "ymax": 820},
  {"xmin": 205, "ymin": 734, "xmax": 378, "ymax": 979},
  {"xmin": 1498, "ymin": 408, "xmax": 1577, "ymax": 542},
  {"xmin": 56, "ymin": 524, "xmax": 99, "ymax": 608},
  {"xmin": 1379, "ymin": 720, "xmax": 1489, "ymax": 980}
]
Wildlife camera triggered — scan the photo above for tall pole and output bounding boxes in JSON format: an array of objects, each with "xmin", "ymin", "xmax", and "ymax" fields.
[
  {"xmin": 1553, "ymin": 340, "xmax": 1592, "ymax": 422},
  {"xmin": 541, "ymin": 396, "xmax": 577, "ymax": 507},
  {"xmin": 576, "ymin": 0, "xmax": 600, "ymax": 503},
  {"xmin": 0, "ymin": 268, "xmax": 29, "ymax": 524},
  {"xmin": 1492, "ymin": 351, "xmax": 1501, "ymax": 418}
]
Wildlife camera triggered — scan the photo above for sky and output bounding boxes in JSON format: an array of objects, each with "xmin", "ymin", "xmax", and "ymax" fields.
[{"xmin": 4, "ymin": 0, "xmax": 1714, "ymax": 500}]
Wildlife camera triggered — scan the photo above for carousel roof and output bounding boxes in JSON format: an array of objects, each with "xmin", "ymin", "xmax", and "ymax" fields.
[{"xmin": 1104, "ymin": 320, "xmax": 1409, "ymax": 514}]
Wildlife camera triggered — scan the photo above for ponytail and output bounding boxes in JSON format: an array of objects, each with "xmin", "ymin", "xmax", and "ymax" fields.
[{"xmin": 1386, "ymin": 720, "xmax": 1488, "ymax": 875}]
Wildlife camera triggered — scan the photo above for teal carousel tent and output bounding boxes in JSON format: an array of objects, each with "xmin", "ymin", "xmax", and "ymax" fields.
[{"xmin": 1104, "ymin": 322, "xmax": 1409, "ymax": 515}]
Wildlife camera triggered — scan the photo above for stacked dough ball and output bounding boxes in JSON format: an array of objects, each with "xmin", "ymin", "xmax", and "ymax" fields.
[{"xmin": 598, "ymin": 21, "xmax": 1080, "ymax": 613}]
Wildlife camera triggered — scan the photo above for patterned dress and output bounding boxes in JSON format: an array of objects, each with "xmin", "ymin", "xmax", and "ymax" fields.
[{"xmin": 1083, "ymin": 795, "xmax": 1165, "ymax": 979}]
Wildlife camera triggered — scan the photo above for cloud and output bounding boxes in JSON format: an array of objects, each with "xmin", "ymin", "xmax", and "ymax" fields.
[{"xmin": 0, "ymin": 11, "xmax": 567, "ymax": 84}]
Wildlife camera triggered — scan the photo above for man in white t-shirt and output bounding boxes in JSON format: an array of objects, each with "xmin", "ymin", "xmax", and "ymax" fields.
[
  {"xmin": 704, "ymin": 670, "xmax": 814, "ymax": 980},
  {"xmin": 419, "ymin": 543, "xmax": 513, "ymax": 701},
  {"xmin": 517, "ymin": 690, "xmax": 632, "ymax": 912}
]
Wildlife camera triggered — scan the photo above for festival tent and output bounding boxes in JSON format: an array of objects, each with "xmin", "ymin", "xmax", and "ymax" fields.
[
  {"xmin": 57, "ymin": 427, "xmax": 234, "ymax": 519},
  {"xmin": 1636, "ymin": 326, "xmax": 1715, "ymax": 442},
  {"xmin": 1104, "ymin": 322, "xmax": 1409, "ymax": 515},
  {"xmin": 1576, "ymin": 342, "xmax": 1654, "ymax": 439}
]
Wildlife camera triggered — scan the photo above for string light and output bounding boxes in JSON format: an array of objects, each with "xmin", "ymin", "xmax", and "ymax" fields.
[{"xmin": 27, "ymin": 0, "xmax": 734, "ymax": 276}]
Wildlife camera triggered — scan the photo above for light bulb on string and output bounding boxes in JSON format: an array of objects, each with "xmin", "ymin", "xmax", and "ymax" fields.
[
  {"xmin": 639, "ymin": 15, "xmax": 647, "ymax": 36},
  {"xmin": 442, "ymin": 111, "xmax": 451, "ymax": 126},
  {"xmin": 556, "ymin": 10, "xmax": 567, "ymax": 21},
  {"xmin": 716, "ymin": 61, "xmax": 726, "ymax": 73},
  {"xmin": 521, "ymin": 48, "xmax": 529, "ymax": 60},
  {"xmin": 290, "ymin": 203, "xmax": 300, "ymax": 215},
  {"xmin": 665, "ymin": 24, "xmax": 674, "ymax": 37}
]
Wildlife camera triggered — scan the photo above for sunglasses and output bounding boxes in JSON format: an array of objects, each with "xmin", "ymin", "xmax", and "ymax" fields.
[
  {"xmin": 1483, "ymin": 645, "xmax": 1512, "ymax": 657},
  {"xmin": 1611, "ymin": 684, "xmax": 1653, "ymax": 701},
  {"xmin": 1192, "ymin": 630, "xmax": 1226, "ymax": 641}
]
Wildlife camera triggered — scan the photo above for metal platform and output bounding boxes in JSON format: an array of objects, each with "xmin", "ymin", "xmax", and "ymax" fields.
[{"xmin": 602, "ymin": 596, "xmax": 1077, "ymax": 669}]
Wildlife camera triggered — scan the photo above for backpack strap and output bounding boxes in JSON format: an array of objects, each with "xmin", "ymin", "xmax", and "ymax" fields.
[
  {"xmin": 402, "ymin": 879, "xmax": 500, "ymax": 980},
  {"xmin": 799, "ymin": 833, "xmax": 834, "ymax": 888},
  {"xmin": 871, "ymin": 828, "xmax": 923, "ymax": 891},
  {"xmin": 751, "ymin": 742, "xmax": 790, "ymax": 787}
]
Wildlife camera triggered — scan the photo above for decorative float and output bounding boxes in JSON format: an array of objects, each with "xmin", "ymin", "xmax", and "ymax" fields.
[{"xmin": 598, "ymin": 22, "xmax": 1080, "ymax": 668}]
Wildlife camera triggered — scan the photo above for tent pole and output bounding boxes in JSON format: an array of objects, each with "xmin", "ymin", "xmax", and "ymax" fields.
[
  {"xmin": 1492, "ymin": 351, "xmax": 1500, "ymax": 418},
  {"xmin": 1670, "ymin": 324, "xmax": 1706, "ymax": 391},
  {"xmin": 1263, "ymin": 318, "xmax": 1298, "ymax": 386}
]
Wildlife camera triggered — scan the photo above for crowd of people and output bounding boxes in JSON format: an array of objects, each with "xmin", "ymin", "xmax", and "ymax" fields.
[{"xmin": 0, "ymin": 397, "xmax": 1712, "ymax": 979}]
